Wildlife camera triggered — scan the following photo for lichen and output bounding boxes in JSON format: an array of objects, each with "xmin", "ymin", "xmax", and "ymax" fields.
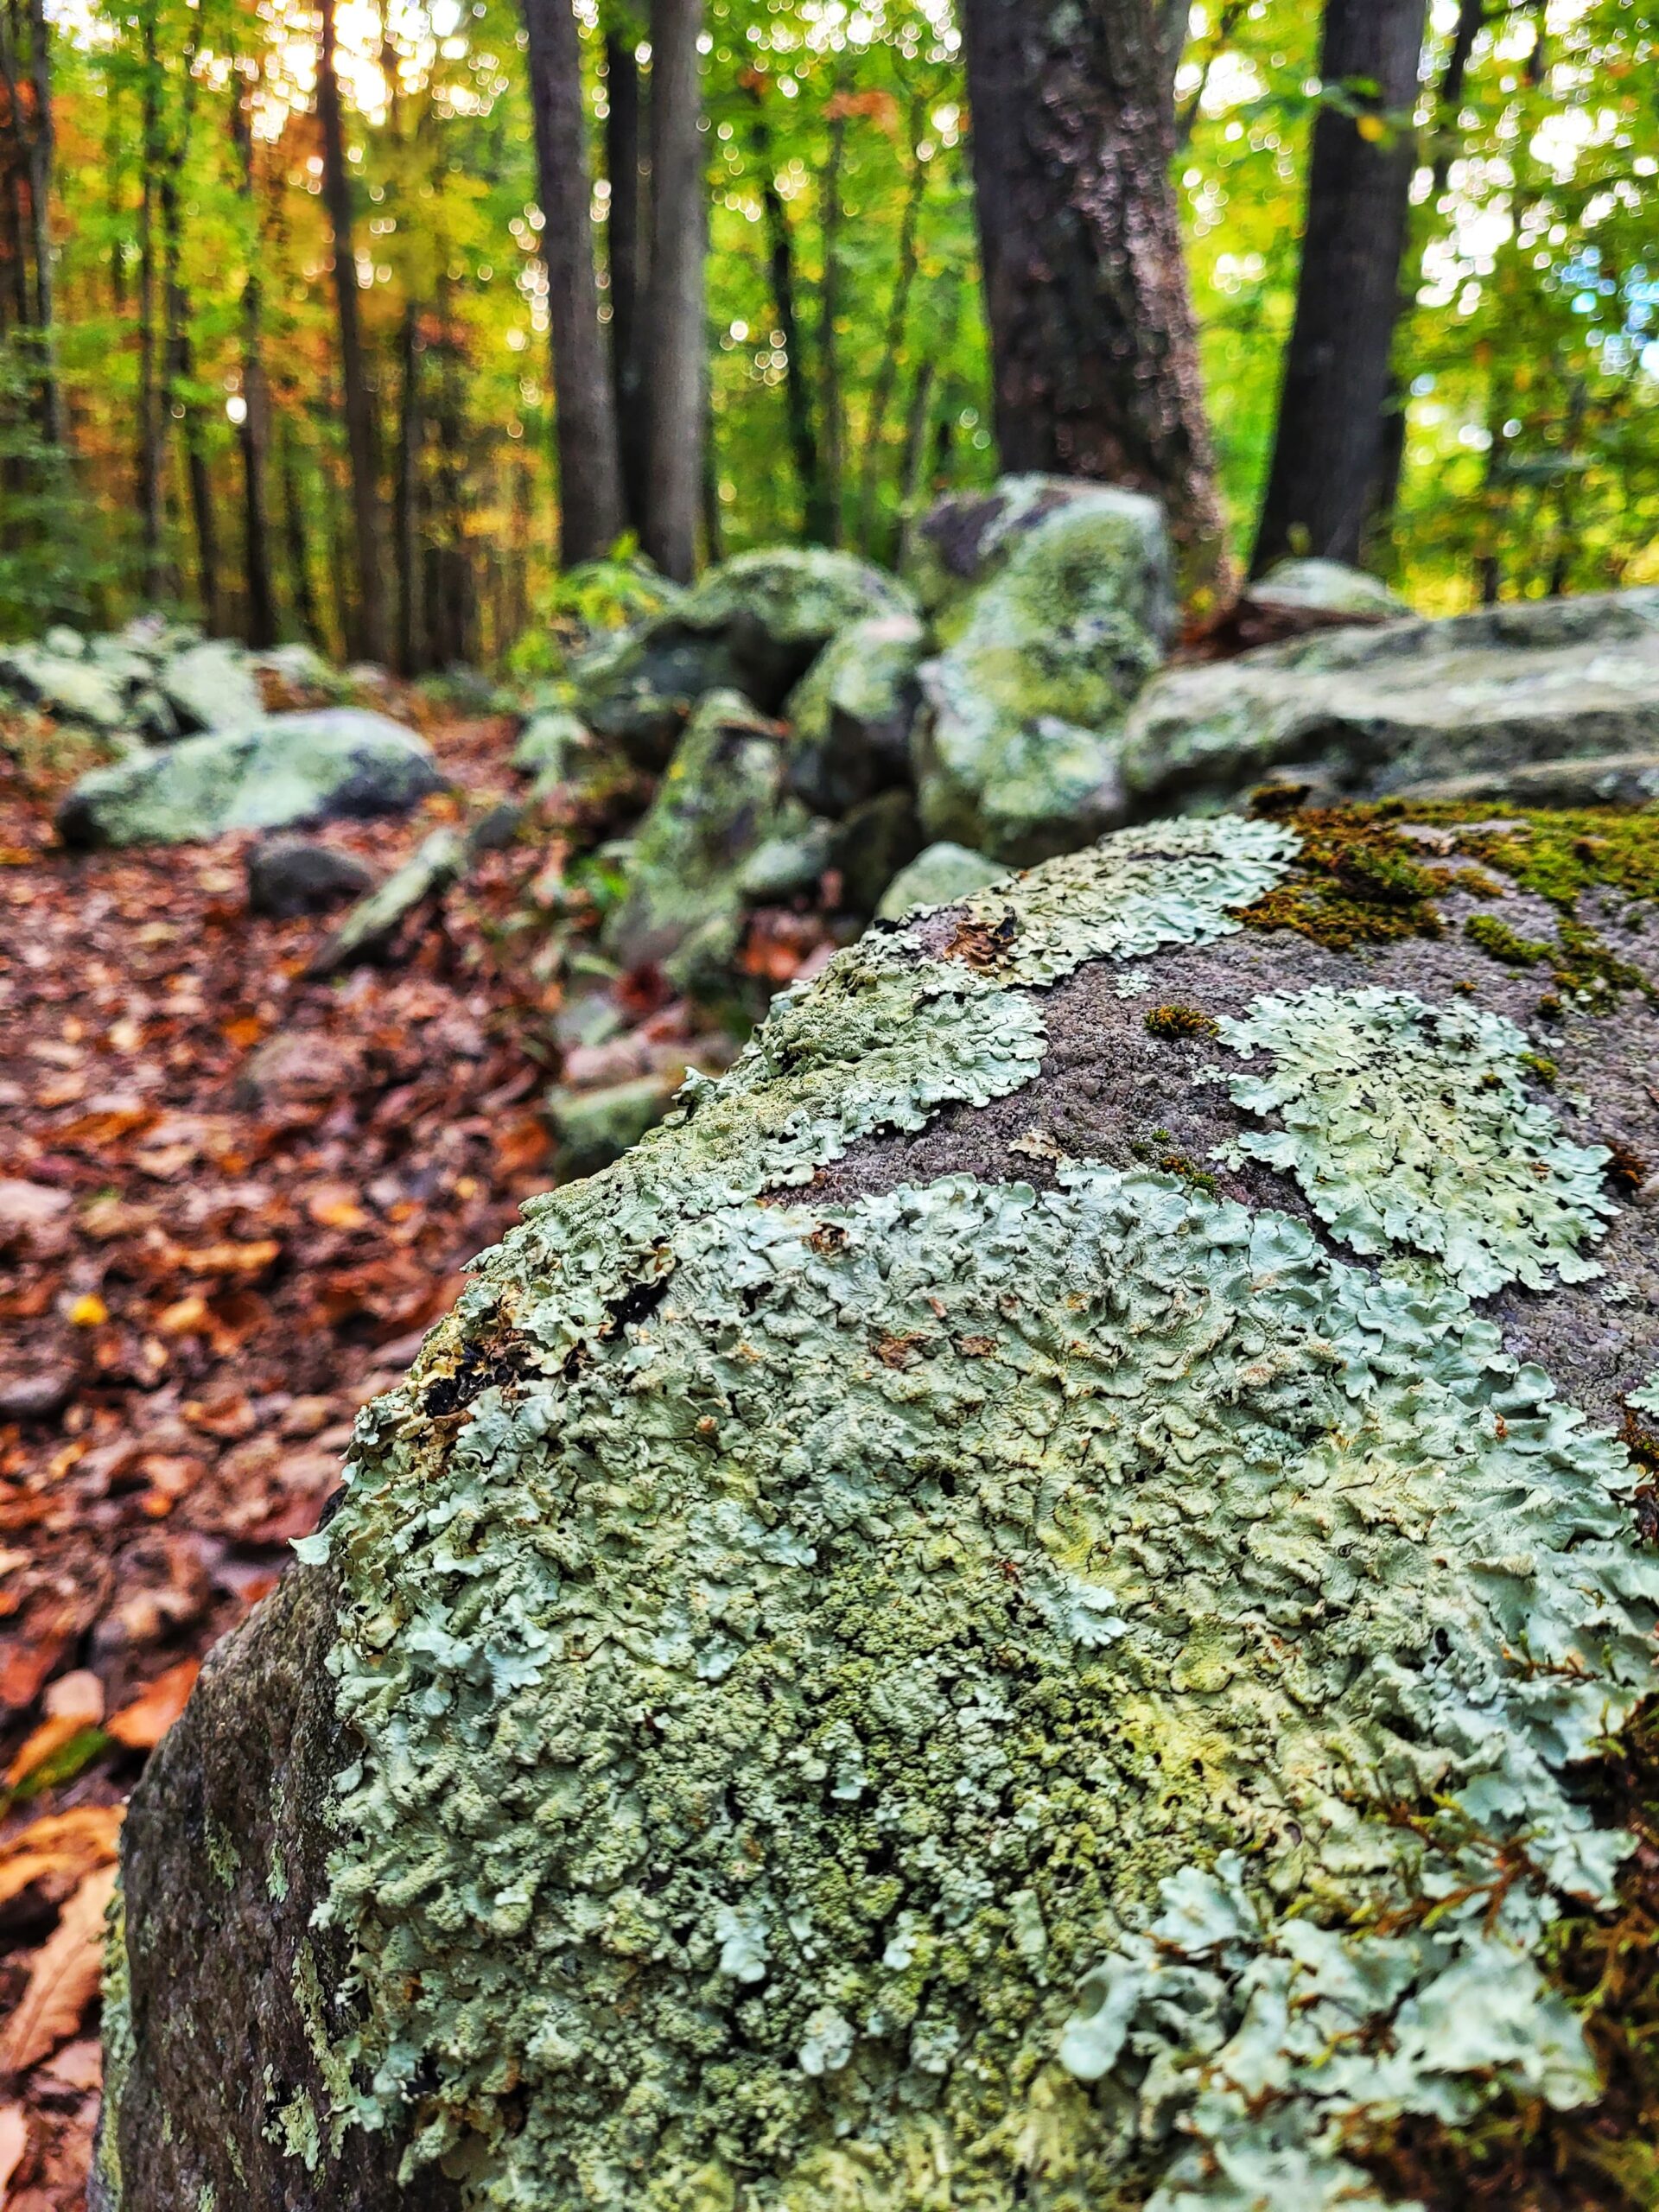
[
  {"xmin": 1211, "ymin": 987, "xmax": 1615, "ymax": 1297},
  {"xmin": 95, "ymin": 1878, "xmax": 134, "ymax": 2209},
  {"xmin": 926, "ymin": 816, "xmax": 1300, "ymax": 988},
  {"xmin": 1143, "ymin": 1005, "xmax": 1217, "ymax": 1041},
  {"xmin": 252, "ymin": 814, "xmax": 1659, "ymax": 2212}
]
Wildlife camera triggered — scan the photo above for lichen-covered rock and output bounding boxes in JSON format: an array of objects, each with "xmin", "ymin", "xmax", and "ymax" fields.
[
  {"xmin": 785, "ymin": 612, "xmax": 925, "ymax": 817},
  {"xmin": 874, "ymin": 837, "xmax": 1010, "ymax": 919},
  {"xmin": 547, "ymin": 1068, "xmax": 684, "ymax": 1174},
  {"xmin": 910, "ymin": 477, "xmax": 1176, "ymax": 863},
  {"xmin": 602, "ymin": 690, "xmax": 802, "ymax": 984},
  {"xmin": 306, "ymin": 830, "xmax": 464, "ymax": 977},
  {"xmin": 575, "ymin": 549, "xmax": 917, "ymax": 768},
  {"xmin": 511, "ymin": 706, "xmax": 590, "ymax": 779},
  {"xmin": 54, "ymin": 710, "xmax": 447, "ymax": 849},
  {"xmin": 103, "ymin": 801, "xmax": 1659, "ymax": 2212},
  {"xmin": 246, "ymin": 838, "xmax": 377, "ymax": 919},
  {"xmin": 1395, "ymin": 747, "xmax": 1659, "ymax": 810},
  {"xmin": 0, "ymin": 639, "xmax": 131, "ymax": 731},
  {"xmin": 158, "ymin": 637, "xmax": 267, "ymax": 734},
  {"xmin": 1248, "ymin": 557, "xmax": 1409, "ymax": 624},
  {"xmin": 1122, "ymin": 588, "xmax": 1659, "ymax": 817}
]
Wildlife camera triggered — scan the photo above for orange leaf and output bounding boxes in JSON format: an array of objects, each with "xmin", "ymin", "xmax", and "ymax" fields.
[
  {"xmin": 171, "ymin": 1238, "xmax": 282, "ymax": 1277},
  {"xmin": 105, "ymin": 1658, "xmax": 200, "ymax": 1750},
  {"xmin": 308, "ymin": 1192, "xmax": 369, "ymax": 1230},
  {"xmin": 67, "ymin": 1293, "xmax": 107, "ymax": 1327},
  {"xmin": 4, "ymin": 1713, "xmax": 89, "ymax": 1789},
  {"xmin": 0, "ymin": 1861, "xmax": 118, "ymax": 2074},
  {"xmin": 156, "ymin": 1294, "xmax": 210, "ymax": 1337},
  {"xmin": 494, "ymin": 1116, "xmax": 550, "ymax": 1177},
  {"xmin": 0, "ymin": 1806, "xmax": 123, "ymax": 1911},
  {"xmin": 221, "ymin": 1014, "xmax": 264, "ymax": 1049}
]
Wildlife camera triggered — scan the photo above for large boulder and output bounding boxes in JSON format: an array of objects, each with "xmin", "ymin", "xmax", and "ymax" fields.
[
  {"xmin": 574, "ymin": 548, "xmax": 917, "ymax": 767},
  {"xmin": 909, "ymin": 476, "xmax": 1177, "ymax": 863},
  {"xmin": 1122, "ymin": 588, "xmax": 1659, "ymax": 816},
  {"xmin": 0, "ymin": 637, "xmax": 131, "ymax": 731},
  {"xmin": 55, "ymin": 709, "xmax": 446, "ymax": 848},
  {"xmin": 101, "ymin": 798, "xmax": 1659, "ymax": 2211},
  {"xmin": 602, "ymin": 690, "xmax": 804, "ymax": 988}
]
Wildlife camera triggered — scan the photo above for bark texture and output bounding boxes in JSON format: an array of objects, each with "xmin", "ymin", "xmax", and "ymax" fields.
[
  {"xmin": 521, "ymin": 0, "xmax": 626, "ymax": 564},
  {"xmin": 605, "ymin": 29, "xmax": 649, "ymax": 535},
  {"xmin": 642, "ymin": 0, "xmax": 706, "ymax": 582},
  {"xmin": 1249, "ymin": 0, "xmax": 1429, "ymax": 575},
  {"xmin": 959, "ymin": 0, "xmax": 1225, "ymax": 585},
  {"xmin": 318, "ymin": 0, "xmax": 388, "ymax": 659}
]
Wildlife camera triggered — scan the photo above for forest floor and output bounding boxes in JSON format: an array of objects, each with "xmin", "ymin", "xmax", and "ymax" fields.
[{"xmin": 0, "ymin": 700, "xmax": 570, "ymax": 2208}]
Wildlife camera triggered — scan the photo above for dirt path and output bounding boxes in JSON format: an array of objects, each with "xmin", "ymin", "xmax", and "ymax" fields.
[{"xmin": 0, "ymin": 703, "xmax": 558, "ymax": 2208}]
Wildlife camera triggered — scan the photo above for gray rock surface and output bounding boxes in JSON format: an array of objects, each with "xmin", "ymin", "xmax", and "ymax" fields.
[
  {"xmin": 55, "ymin": 710, "xmax": 446, "ymax": 849},
  {"xmin": 1247, "ymin": 557, "xmax": 1408, "ymax": 624},
  {"xmin": 101, "ymin": 804, "xmax": 1659, "ymax": 2211},
  {"xmin": 575, "ymin": 547, "xmax": 916, "ymax": 767},
  {"xmin": 908, "ymin": 475, "xmax": 1176, "ymax": 862},
  {"xmin": 247, "ymin": 840, "xmax": 377, "ymax": 920},
  {"xmin": 1122, "ymin": 588, "xmax": 1659, "ymax": 815}
]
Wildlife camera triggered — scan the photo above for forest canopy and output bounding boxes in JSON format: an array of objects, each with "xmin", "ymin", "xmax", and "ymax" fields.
[{"xmin": 0, "ymin": 0, "xmax": 1654, "ymax": 661}]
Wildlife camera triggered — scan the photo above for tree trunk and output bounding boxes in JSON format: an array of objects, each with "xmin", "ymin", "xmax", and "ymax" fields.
[
  {"xmin": 159, "ymin": 45, "xmax": 220, "ymax": 637},
  {"xmin": 135, "ymin": 5, "xmax": 166, "ymax": 602},
  {"xmin": 741, "ymin": 68, "xmax": 825, "ymax": 542},
  {"xmin": 279, "ymin": 423, "xmax": 321, "ymax": 642},
  {"xmin": 520, "ymin": 0, "xmax": 625, "ymax": 564},
  {"xmin": 230, "ymin": 70, "xmax": 276, "ymax": 647},
  {"xmin": 606, "ymin": 29, "xmax": 649, "ymax": 535},
  {"xmin": 815, "ymin": 65, "xmax": 849, "ymax": 548},
  {"xmin": 642, "ymin": 0, "xmax": 705, "ymax": 582},
  {"xmin": 855, "ymin": 86, "xmax": 926, "ymax": 555},
  {"xmin": 394, "ymin": 298, "xmax": 423, "ymax": 672},
  {"xmin": 318, "ymin": 0, "xmax": 388, "ymax": 660},
  {"xmin": 21, "ymin": 0, "xmax": 60, "ymax": 444},
  {"xmin": 1249, "ymin": 0, "xmax": 1428, "ymax": 575},
  {"xmin": 959, "ymin": 0, "xmax": 1226, "ymax": 588}
]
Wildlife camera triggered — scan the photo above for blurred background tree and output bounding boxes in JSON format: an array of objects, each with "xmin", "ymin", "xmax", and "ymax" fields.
[{"xmin": 0, "ymin": 0, "xmax": 1653, "ymax": 650}]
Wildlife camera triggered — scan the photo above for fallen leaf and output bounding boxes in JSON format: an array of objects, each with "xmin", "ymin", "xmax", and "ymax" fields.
[
  {"xmin": 0, "ymin": 1806, "xmax": 123, "ymax": 1911},
  {"xmin": 307, "ymin": 1189, "xmax": 368, "ymax": 1230},
  {"xmin": 6, "ymin": 1716, "xmax": 86, "ymax": 1791},
  {"xmin": 41, "ymin": 2036, "xmax": 102, "ymax": 2091},
  {"xmin": 0, "ymin": 1861, "xmax": 118, "ymax": 2074},
  {"xmin": 155, "ymin": 1294, "xmax": 209, "ymax": 1337},
  {"xmin": 41, "ymin": 1671, "xmax": 105, "ymax": 1727},
  {"xmin": 0, "ymin": 2103, "xmax": 25, "ymax": 2196},
  {"xmin": 169, "ymin": 1238, "xmax": 282, "ymax": 1278},
  {"xmin": 67, "ymin": 1294, "xmax": 107, "ymax": 1329},
  {"xmin": 105, "ymin": 1658, "xmax": 200, "ymax": 1750}
]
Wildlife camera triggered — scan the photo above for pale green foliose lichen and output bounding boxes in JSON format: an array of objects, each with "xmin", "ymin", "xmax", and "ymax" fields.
[
  {"xmin": 95, "ymin": 1877, "xmax": 134, "ymax": 2209},
  {"xmin": 1210, "ymin": 987, "xmax": 1615, "ymax": 1297},
  {"xmin": 284, "ymin": 820, "xmax": 1657, "ymax": 2212},
  {"xmin": 926, "ymin": 817, "xmax": 1300, "ymax": 988}
]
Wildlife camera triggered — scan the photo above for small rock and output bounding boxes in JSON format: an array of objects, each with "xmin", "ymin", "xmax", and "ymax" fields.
[
  {"xmin": 246, "ymin": 840, "xmax": 377, "ymax": 920},
  {"xmin": 875, "ymin": 840, "xmax": 1011, "ymax": 920},
  {"xmin": 736, "ymin": 820, "xmax": 839, "ymax": 904},
  {"xmin": 830, "ymin": 788, "xmax": 925, "ymax": 918},
  {"xmin": 785, "ymin": 612, "xmax": 925, "ymax": 817},
  {"xmin": 0, "ymin": 1363, "xmax": 77, "ymax": 1422},
  {"xmin": 0, "ymin": 643, "xmax": 129, "ymax": 731},
  {"xmin": 232, "ymin": 1032, "xmax": 362, "ymax": 1108},
  {"xmin": 548, "ymin": 1070, "xmax": 684, "ymax": 1175},
  {"xmin": 464, "ymin": 799, "xmax": 524, "ymax": 860},
  {"xmin": 512, "ymin": 708, "xmax": 590, "ymax": 778},
  {"xmin": 1393, "ymin": 751, "xmax": 1659, "ymax": 810},
  {"xmin": 306, "ymin": 829, "xmax": 465, "ymax": 978},
  {"xmin": 1248, "ymin": 558, "xmax": 1408, "ymax": 624},
  {"xmin": 0, "ymin": 1178, "xmax": 74, "ymax": 1258}
]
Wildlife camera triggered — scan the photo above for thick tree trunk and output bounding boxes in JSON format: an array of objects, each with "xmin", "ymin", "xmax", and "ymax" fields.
[
  {"xmin": 1249, "ymin": 0, "xmax": 1428, "ymax": 575},
  {"xmin": 642, "ymin": 0, "xmax": 705, "ymax": 582},
  {"xmin": 605, "ymin": 30, "xmax": 649, "ymax": 535},
  {"xmin": 742, "ymin": 69, "xmax": 825, "ymax": 543},
  {"xmin": 520, "ymin": 0, "xmax": 625, "ymax": 564},
  {"xmin": 230, "ymin": 73, "xmax": 276, "ymax": 647},
  {"xmin": 959, "ymin": 0, "xmax": 1225, "ymax": 587},
  {"xmin": 318, "ymin": 0, "xmax": 388, "ymax": 660}
]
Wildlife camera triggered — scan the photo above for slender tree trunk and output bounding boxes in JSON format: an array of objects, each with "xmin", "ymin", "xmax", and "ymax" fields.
[
  {"xmin": 318, "ymin": 0, "xmax": 388, "ymax": 658},
  {"xmin": 20, "ymin": 0, "xmax": 59, "ymax": 444},
  {"xmin": 160, "ymin": 98, "xmax": 220, "ymax": 633},
  {"xmin": 894, "ymin": 273, "xmax": 960, "ymax": 570},
  {"xmin": 0, "ymin": 14, "xmax": 30, "ymax": 345},
  {"xmin": 394, "ymin": 298, "xmax": 423, "ymax": 671},
  {"xmin": 855, "ymin": 86, "xmax": 926, "ymax": 553},
  {"xmin": 816, "ymin": 67, "xmax": 849, "ymax": 547},
  {"xmin": 606, "ymin": 29, "xmax": 649, "ymax": 534},
  {"xmin": 741, "ymin": 68, "xmax": 825, "ymax": 541},
  {"xmin": 230, "ymin": 70, "xmax": 276, "ymax": 647},
  {"xmin": 960, "ymin": 0, "xmax": 1226, "ymax": 588},
  {"xmin": 1250, "ymin": 0, "xmax": 1428, "ymax": 575},
  {"xmin": 520, "ymin": 0, "xmax": 625, "ymax": 563},
  {"xmin": 136, "ymin": 6, "xmax": 166, "ymax": 601},
  {"xmin": 279, "ymin": 424, "xmax": 321, "ymax": 641},
  {"xmin": 642, "ymin": 0, "xmax": 705, "ymax": 582}
]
